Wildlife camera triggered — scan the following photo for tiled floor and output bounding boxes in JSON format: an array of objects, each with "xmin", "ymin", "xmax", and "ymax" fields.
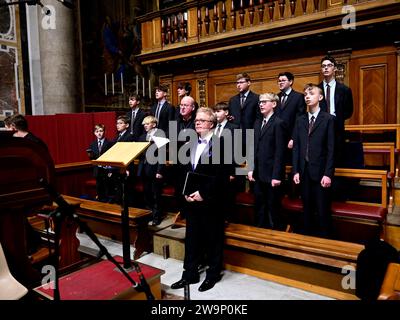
[{"xmin": 76, "ymin": 232, "xmax": 333, "ymax": 300}]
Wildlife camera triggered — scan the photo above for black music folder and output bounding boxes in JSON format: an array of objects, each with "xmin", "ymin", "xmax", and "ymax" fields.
[{"xmin": 182, "ymin": 171, "xmax": 215, "ymax": 196}]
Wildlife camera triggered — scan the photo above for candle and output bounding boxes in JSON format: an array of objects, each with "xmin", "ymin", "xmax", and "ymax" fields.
[
  {"xmin": 136, "ymin": 75, "xmax": 139, "ymax": 94},
  {"xmin": 142, "ymin": 77, "xmax": 145, "ymax": 96},
  {"xmin": 121, "ymin": 73, "xmax": 124, "ymax": 94},
  {"xmin": 104, "ymin": 74, "xmax": 107, "ymax": 96},
  {"xmin": 148, "ymin": 79, "xmax": 151, "ymax": 98},
  {"xmin": 112, "ymin": 73, "xmax": 115, "ymax": 95}
]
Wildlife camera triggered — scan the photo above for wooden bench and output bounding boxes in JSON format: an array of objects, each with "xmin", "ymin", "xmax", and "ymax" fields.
[
  {"xmin": 62, "ymin": 195, "xmax": 152, "ymax": 259},
  {"xmin": 362, "ymin": 142, "xmax": 397, "ymax": 174},
  {"xmin": 282, "ymin": 168, "xmax": 389, "ymax": 243},
  {"xmin": 345, "ymin": 124, "xmax": 400, "ymax": 150},
  {"xmin": 378, "ymin": 263, "xmax": 400, "ymax": 300},
  {"xmin": 173, "ymin": 216, "xmax": 362, "ymax": 299}
]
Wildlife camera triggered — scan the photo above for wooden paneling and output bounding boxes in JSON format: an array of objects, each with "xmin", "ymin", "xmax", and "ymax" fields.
[{"xmin": 350, "ymin": 51, "xmax": 397, "ymax": 125}]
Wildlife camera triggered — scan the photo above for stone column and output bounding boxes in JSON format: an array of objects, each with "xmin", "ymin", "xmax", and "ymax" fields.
[{"xmin": 37, "ymin": 0, "xmax": 77, "ymax": 114}]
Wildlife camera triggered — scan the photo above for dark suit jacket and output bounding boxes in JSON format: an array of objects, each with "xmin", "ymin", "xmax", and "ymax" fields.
[
  {"xmin": 276, "ymin": 89, "xmax": 306, "ymax": 139},
  {"xmin": 292, "ymin": 111, "xmax": 335, "ymax": 181},
  {"xmin": 125, "ymin": 108, "xmax": 146, "ymax": 141},
  {"xmin": 113, "ymin": 130, "xmax": 134, "ymax": 143},
  {"xmin": 137, "ymin": 130, "xmax": 166, "ymax": 178},
  {"xmin": 88, "ymin": 138, "xmax": 113, "ymax": 177},
  {"xmin": 318, "ymin": 81, "xmax": 353, "ymax": 134},
  {"xmin": 151, "ymin": 101, "xmax": 176, "ymax": 136},
  {"xmin": 253, "ymin": 114, "xmax": 286, "ymax": 183},
  {"xmin": 228, "ymin": 90, "xmax": 261, "ymax": 130}
]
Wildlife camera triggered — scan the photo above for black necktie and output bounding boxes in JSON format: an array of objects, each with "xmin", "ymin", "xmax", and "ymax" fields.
[
  {"xmin": 98, "ymin": 140, "xmax": 102, "ymax": 153},
  {"xmin": 281, "ymin": 93, "xmax": 287, "ymax": 107},
  {"xmin": 155, "ymin": 102, "xmax": 161, "ymax": 120},
  {"xmin": 261, "ymin": 118, "xmax": 267, "ymax": 130},
  {"xmin": 131, "ymin": 110, "xmax": 136, "ymax": 132},
  {"xmin": 240, "ymin": 94, "xmax": 245, "ymax": 108},
  {"xmin": 216, "ymin": 123, "xmax": 222, "ymax": 136},
  {"xmin": 326, "ymin": 84, "xmax": 331, "ymax": 114},
  {"xmin": 306, "ymin": 116, "xmax": 315, "ymax": 162}
]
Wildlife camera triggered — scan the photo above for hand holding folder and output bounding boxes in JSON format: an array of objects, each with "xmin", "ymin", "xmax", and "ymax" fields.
[{"xmin": 182, "ymin": 172, "xmax": 215, "ymax": 197}]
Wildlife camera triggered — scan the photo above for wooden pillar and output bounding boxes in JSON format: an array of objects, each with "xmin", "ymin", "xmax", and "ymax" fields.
[{"xmin": 194, "ymin": 70, "xmax": 209, "ymax": 109}]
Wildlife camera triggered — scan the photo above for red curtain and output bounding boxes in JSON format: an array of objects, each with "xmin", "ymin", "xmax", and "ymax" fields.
[{"xmin": 26, "ymin": 112, "xmax": 117, "ymax": 164}]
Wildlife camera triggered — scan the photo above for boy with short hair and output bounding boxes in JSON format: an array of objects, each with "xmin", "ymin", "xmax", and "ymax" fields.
[
  {"xmin": 87, "ymin": 124, "xmax": 113, "ymax": 202},
  {"xmin": 125, "ymin": 93, "xmax": 145, "ymax": 140},
  {"xmin": 292, "ymin": 84, "xmax": 335, "ymax": 237}
]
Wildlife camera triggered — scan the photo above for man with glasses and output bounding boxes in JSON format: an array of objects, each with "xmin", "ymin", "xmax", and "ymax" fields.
[
  {"xmin": 171, "ymin": 107, "xmax": 231, "ymax": 292},
  {"xmin": 276, "ymin": 72, "xmax": 306, "ymax": 164},
  {"xmin": 318, "ymin": 56, "xmax": 354, "ymax": 167}
]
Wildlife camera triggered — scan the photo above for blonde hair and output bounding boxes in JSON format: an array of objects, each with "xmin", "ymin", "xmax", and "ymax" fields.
[
  {"xmin": 142, "ymin": 115, "xmax": 157, "ymax": 125},
  {"xmin": 259, "ymin": 92, "xmax": 279, "ymax": 103}
]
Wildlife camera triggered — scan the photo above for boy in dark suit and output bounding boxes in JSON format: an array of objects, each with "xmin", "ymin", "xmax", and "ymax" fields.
[
  {"xmin": 87, "ymin": 124, "xmax": 114, "ymax": 202},
  {"xmin": 137, "ymin": 116, "xmax": 166, "ymax": 226},
  {"xmin": 248, "ymin": 93, "xmax": 287, "ymax": 230},
  {"xmin": 151, "ymin": 84, "xmax": 175, "ymax": 136},
  {"xmin": 319, "ymin": 55, "xmax": 354, "ymax": 167},
  {"xmin": 292, "ymin": 84, "xmax": 335, "ymax": 238},
  {"xmin": 125, "ymin": 93, "xmax": 146, "ymax": 141}
]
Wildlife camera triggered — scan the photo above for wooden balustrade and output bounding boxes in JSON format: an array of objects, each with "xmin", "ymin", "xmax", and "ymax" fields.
[{"xmin": 137, "ymin": 0, "xmax": 398, "ymax": 60}]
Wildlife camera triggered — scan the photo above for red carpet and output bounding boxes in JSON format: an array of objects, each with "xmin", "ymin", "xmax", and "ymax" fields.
[{"xmin": 35, "ymin": 256, "xmax": 164, "ymax": 300}]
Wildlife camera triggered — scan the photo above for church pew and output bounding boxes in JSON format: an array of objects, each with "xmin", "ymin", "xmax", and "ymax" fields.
[
  {"xmin": 61, "ymin": 195, "xmax": 152, "ymax": 259},
  {"xmin": 378, "ymin": 263, "xmax": 400, "ymax": 300},
  {"xmin": 362, "ymin": 142, "xmax": 397, "ymax": 174},
  {"xmin": 173, "ymin": 215, "xmax": 362, "ymax": 299},
  {"xmin": 345, "ymin": 124, "xmax": 400, "ymax": 149},
  {"xmin": 282, "ymin": 167, "xmax": 389, "ymax": 243}
]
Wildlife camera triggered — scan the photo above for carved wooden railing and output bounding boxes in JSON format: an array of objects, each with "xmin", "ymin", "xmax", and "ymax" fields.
[{"xmin": 137, "ymin": 0, "xmax": 398, "ymax": 62}]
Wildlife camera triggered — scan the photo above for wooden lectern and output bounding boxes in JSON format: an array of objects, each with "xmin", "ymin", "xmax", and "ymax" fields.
[
  {"xmin": 0, "ymin": 132, "xmax": 55, "ymax": 288},
  {"xmin": 91, "ymin": 142, "xmax": 150, "ymax": 269}
]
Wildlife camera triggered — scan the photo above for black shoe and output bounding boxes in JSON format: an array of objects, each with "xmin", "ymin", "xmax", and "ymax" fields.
[
  {"xmin": 198, "ymin": 279, "xmax": 217, "ymax": 292},
  {"xmin": 170, "ymin": 278, "xmax": 199, "ymax": 289}
]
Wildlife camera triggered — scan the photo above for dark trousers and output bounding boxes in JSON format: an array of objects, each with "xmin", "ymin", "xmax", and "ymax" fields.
[
  {"xmin": 182, "ymin": 202, "xmax": 224, "ymax": 282},
  {"xmin": 254, "ymin": 180, "xmax": 284, "ymax": 230},
  {"xmin": 300, "ymin": 164, "xmax": 332, "ymax": 238},
  {"xmin": 95, "ymin": 167, "xmax": 113, "ymax": 201},
  {"xmin": 143, "ymin": 175, "xmax": 163, "ymax": 220}
]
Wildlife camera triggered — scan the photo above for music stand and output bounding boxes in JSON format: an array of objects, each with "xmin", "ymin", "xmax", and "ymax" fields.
[
  {"xmin": 92, "ymin": 141, "xmax": 150, "ymax": 269},
  {"xmin": 39, "ymin": 179, "xmax": 154, "ymax": 301}
]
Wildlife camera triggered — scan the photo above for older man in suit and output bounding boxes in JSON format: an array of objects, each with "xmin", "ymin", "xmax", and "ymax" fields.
[
  {"xmin": 247, "ymin": 93, "xmax": 286, "ymax": 230},
  {"xmin": 171, "ymin": 107, "xmax": 231, "ymax": 292},
  {"xmin": 292, "ymin": 84, "xmax": 335, "ymax": 238},
  {"xmin": 319, "ymin": 56, "xmax": 353, "ymax": 167}
]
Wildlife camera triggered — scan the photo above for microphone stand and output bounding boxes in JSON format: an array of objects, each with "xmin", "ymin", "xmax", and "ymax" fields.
[{"xmin": 39, "ymin": 178, "xmax": 154, "ymax": 301}]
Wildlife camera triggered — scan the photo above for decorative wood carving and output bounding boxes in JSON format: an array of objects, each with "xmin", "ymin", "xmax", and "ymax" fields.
[
  {"xmin": 290, "ymin": 0, "xmax": 296, "ymax": 17},
  {"xmin": 258, "ymin": 0, "xmax": 265, "ymax": 24},
  {"xmin": 239, "ymin": 0, "xmax": 245, "ymax": 28},
  {"xmin": 213, "ymin": 4, "xmax": 219, "ymax": 34},
  {"xmin": 197, "ymin": 79, "xmax": 207, "ymax": 108},
  {"xmin": 221, "ymin": 2, "xmax": 227, "ymax": 32},
  {"xmin": 301, "ymin": 0, "xmax": 307, "ymax": 14},
  {"xmin": 205, "ymin": 7, "xmax": 211, "ymax": 35},
  {"xmin": 278, "ymin": 0, "xmax": 286, "ymax": 19},
  {"xmin": 231, "ymin": 0, "xmax": 236, "ymax": 30},
  {"xmin": 161, "ymin": 19, "xmax": 166, "ymax": 47},
  {"xmin": 249, "ymin": 0, "xmax": 255, "ymax": 26},
  {"xmin": 197, "ymin": 8, "xmax": 202, "ymax": 38},
  {"xmin": 167, "ymin": 17, "xmax": 172, "ymax": 44},
  {"xmin": 313, "ymin": 0, "xmax": 320, "ymax": 12},
  {"xmin": 179, "ymin": 13, "xmax": 185, "ymax": 42},
  {"xmin": 173, "ymin": 15, "xmax": 178, "ymax": 43},
  {"xmin": 268, "ymin": 1, "xmax": 275, "ymax": 21}
]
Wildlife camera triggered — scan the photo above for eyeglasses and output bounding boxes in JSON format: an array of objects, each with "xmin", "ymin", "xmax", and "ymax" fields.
[
  {"xmin": 195, "ymin": 119, "xmax": 213, "ymax": 123},
  {"xmin": 259, "ymin": 100, "xmax": 272, "ymax": 104},
  {"xmin": 277, "ymin": 79, "xmax": 288, "ymax": 83},
  {"xmin": 236, "ymin": 80, "xmax": 248, "ymax": 84},
  {"xmin": 180, "ymin": 104, "xmax": 193, "ymax": 108},
  {"xmin": 321, "ymin": 63, "xmax": 334, "ymax": 68}
]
